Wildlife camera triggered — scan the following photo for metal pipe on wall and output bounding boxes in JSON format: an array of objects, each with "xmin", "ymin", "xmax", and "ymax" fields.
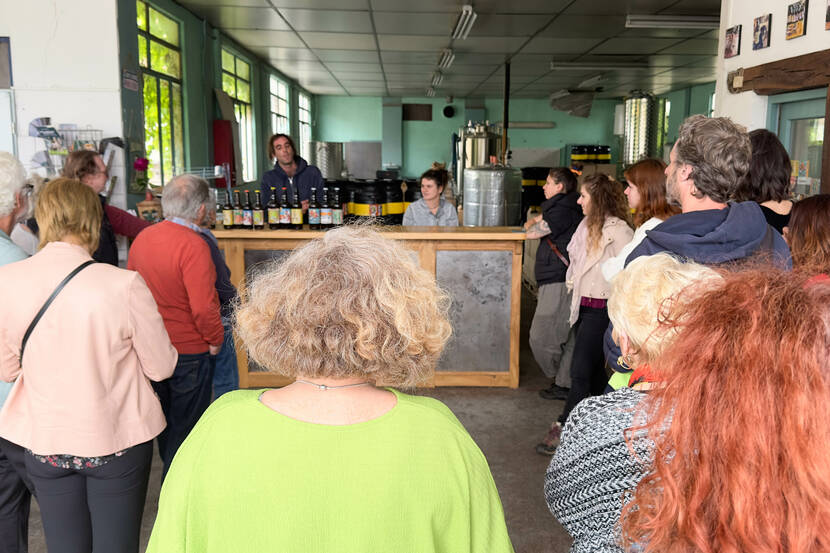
[{"xmin": 502, "ymin": 62, "xmax": 510, "ymax": 165}]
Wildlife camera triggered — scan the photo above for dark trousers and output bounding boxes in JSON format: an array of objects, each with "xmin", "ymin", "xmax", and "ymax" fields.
[
  {"xmin": 24, "ymin": 441, "xmax": 152, "ymax": 553},
  {"xmin": 0, "ymin": 438, "xmax": 32, "ymax": 553},
  {"xmin": 152, "ymin": 352, "xmax": 214, "ymax": 477},
  {"xmin": 558, "ymin": 305, "xmax": 610, "ymax": 424}
]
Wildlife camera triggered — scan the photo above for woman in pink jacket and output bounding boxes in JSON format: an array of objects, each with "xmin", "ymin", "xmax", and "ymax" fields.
[
  {"xmin": 0, "ymin": 178, "xmax": 177, "ymax": 553},
  {"xmin": 537, "ymin": 174, "xmax": 633, "ymax": 455}
]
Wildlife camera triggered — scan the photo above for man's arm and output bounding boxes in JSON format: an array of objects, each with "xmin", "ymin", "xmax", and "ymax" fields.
[
  {"xmin": 105, "ymin": 204, "xmax": 151, "ymax": 239},
  {"xmin": 182, "ymin": 240, "xmax": 225, "ymax": 350}
]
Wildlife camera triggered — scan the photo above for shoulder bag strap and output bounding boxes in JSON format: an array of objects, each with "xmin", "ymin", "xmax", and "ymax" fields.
[
  {"xmin": 545, "ymin": 237, "xmax": 569, "ymax": 267},
  {"xmin": 19, "ymin": 260, "xmax": 96, "ymax": 368}
]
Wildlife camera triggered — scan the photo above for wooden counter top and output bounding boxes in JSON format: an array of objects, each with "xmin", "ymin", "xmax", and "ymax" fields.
[{"xmin": 212, "ymin": 225, "xmax": 526, "ymax": 241}]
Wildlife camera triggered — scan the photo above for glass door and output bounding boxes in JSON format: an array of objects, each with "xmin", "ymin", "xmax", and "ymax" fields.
[{"xmin": 770, "ymin": 89, "xmax": 826, "ymax": 198}]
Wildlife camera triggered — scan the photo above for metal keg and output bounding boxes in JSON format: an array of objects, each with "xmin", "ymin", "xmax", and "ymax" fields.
[
  {"xmin": 463, "ymin": 166, "xmax": 522, "ymax": 227},
  {"xmin": 308, "ymin": 141, "xmax": 344, "ymax": 180}
]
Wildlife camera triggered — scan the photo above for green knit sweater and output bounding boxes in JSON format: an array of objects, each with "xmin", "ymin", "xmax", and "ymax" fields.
[{"xmin": 147, "ymin": 389, "xmax": 514, "ymax": 553}]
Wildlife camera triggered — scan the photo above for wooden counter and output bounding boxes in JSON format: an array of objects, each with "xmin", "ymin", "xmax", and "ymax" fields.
[{"xmin": 215, "ymin": 225, "xmax": 526, "ymax": 389}]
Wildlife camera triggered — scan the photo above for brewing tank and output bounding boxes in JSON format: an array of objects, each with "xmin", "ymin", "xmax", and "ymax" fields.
[
  {"xmin": 622, "ymin": 93, "xmax": 667, "ymax": 165},
  {"xmin": 308, "ymin": 141, "xmax": 344, "ymax": 180},
  {"xmin": 462, "ymin": 166, "xmax": 522, "ymax": 227}
]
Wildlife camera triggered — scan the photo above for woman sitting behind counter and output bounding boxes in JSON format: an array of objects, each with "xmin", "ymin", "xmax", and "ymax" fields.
[
  {"xmin": 147, "ymin": 226, "xmax": 513, "ymax": 553},
  {"xmin": 402, "ymin": 168, "xmax": 459, "ymax": 226}
]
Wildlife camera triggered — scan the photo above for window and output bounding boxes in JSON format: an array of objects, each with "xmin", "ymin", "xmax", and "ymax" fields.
[
  {"xmin": 298, "ymin": 92, "xmax": 311, "ymax": 160},
  {"xmin": 137, "ymin": 1, "xmax": 184, "ymax": 187},
  {"xmin": 709, "ymin": 92, "xmax": 716, "ymax": 116},
  {"xmin": 221, "ymin": 48, "xmax": 255, "ymax": 182},
  {"xmin": 269, "ymin": 75, "xmax": 289, "ymax": 135}
]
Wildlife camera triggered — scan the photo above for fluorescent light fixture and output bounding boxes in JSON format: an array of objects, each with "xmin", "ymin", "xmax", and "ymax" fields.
[
  {"xmin": 452, "ymin": 5, "xmax": 477, "ymax": 40},
  {"xmin": 550, "ymin": 89, "xmax": 570, "ymax": 101},
  {"xmin": 550, "ymin": 61, "xmax": 650, "ymax": 71},
  {"xmin": 431, "ymin": 72, "xmax": 443, "ymax": 87},
  {"xmin": 625, "ymin": 14, "xmax": 719, "ymax": 29},
  {"xmin": 577, "ymin": 74, "xmax": 604, "ymax": 88},
  {"xmin": 426, "ymin": 87, "xmax": 435, "ymax": 97},
  {"xmin": 438, "ymin": 48, "xmax": 455, "ymax": 69}
]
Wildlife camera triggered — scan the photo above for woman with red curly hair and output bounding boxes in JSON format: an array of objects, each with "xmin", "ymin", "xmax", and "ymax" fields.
[{"xmin": 621, "ymin": 269, "xmax": 830, "ymax": 553}]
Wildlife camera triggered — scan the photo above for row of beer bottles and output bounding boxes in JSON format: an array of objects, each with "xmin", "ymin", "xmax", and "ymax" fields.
[{"xmin": 220, "ymin": 186, "xmax": 343, "ymax": 230}]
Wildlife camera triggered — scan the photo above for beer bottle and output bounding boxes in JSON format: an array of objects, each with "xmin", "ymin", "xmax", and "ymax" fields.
[
  {"xmin": 232, "ymin": 190, "xmax": 244, "ymax": 229},
  {"xmin": 308, "ymin": 187, "xmax": 321, "ymax": 230},
  {"xmin": 253, "ymin": 190, "xmax": 265, "ymax": 230},
  {"xmin": 320, "ymin": 188, "xmax": 333, "ymax": 229},
  {"xmin": 278, "ymin": 187, "xmax": 291, "ymax": 230},
  {"xmin": 222, "ymin": 190, "xmax": 233, "ymax": 229},
  {"xmin": 331, "ymin": 187, "xmax": 343, "ymax": 227},
  {"xmin": 242, "ymin": 190, "xmax": 253, "ymax": 230},
  {"xmin": 290, "ymin": 188, "xmax": 303, "ymax": 230},
  {"xmin": 267, "ymin": 187, "xmax": 279, "ymax": 229}
]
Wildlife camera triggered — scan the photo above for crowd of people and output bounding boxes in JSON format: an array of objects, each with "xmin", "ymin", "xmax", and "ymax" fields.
[{"xmin": 0, "ymin": 115, "xmax": 826, "ymax": 553}]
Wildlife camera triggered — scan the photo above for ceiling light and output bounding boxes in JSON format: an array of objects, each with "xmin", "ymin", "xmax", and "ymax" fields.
[
  {"xmin": 426, "ymin": 87, "xmax": 435, "ymax": 97},
  {"xmin": 438, "ymin": 48, "xmax": 455, "ymax": 69},
  {"xmin": 431, "ymin": 72, "xmax": 443, "ymax": 87},
  {"xmin": 452, "ymin": 5, "xmax": 477, "ymax": 40},
  {"xmin": 550, "ymin": 61, "xmax": 650, "ymax": 71},
  {"xmin": 578, "ymin": 74, "xmax": 604, "ymax": 88},
  {"xmin": 550, "ymin": 89, "xmax": 570, "ymax": 100},
  {"xmin": 625, "ymin": 14, "xmax": 719, "ymax": 29}
]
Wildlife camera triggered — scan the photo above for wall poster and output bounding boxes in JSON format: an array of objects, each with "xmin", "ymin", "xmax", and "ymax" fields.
[
  {"xmin": 753, "ymin": 14, "xmax": 772, "ymax": 49},
  {"xmin": 724, "ymin": 25, "xmax": 741, "ymax": 58},
  {"xmin": 786, "ymin": 0, "xmax": 808, "ymax": 39}
]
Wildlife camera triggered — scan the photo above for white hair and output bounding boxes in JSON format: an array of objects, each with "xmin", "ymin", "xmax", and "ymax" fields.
[
  {"xmin": 162, "ymin": 174, "xmax": 210, "ymax": 220},
  {"xmin": 0, "ymin": 152, "xmax": 26, "ymax": 218}
]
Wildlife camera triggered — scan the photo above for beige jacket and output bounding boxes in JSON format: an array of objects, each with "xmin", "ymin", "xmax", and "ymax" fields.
[
  {"xmin": 0, "ymin": 242, "xmax": 177, "ymax": 456},
  {"xmin": 565, "ymin": 217, "xmax": 633, "ymax": 325}
]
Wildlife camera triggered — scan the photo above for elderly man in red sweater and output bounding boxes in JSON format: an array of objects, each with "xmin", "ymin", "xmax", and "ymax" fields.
[{"xmin": 128, "ymin": 174, "xmax": 224, "ymax": 475}]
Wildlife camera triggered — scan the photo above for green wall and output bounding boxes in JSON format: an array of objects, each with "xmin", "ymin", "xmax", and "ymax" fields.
[
  {"xmin": 660, "ymin": 82, "xmax": 716, "ymax": 143},
  {"xmin": 316, "ymin": 97, "xmax": 382, "ymax": 141}
]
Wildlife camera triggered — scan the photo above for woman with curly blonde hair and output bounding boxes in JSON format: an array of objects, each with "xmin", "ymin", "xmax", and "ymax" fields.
[
  {"xmin": 537, "ymin": 174, "xmax": 632, "ymax": 454},
  {"xmin": 147, "ymin": 226, "xmax": 514, "ymax": 553}
]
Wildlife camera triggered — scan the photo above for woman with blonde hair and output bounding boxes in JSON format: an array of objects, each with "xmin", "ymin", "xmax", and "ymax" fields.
[
  {"xmin": 147, "ymin": 226, "xmax": 514, "ymax": 553},
  {"xmin": 545, "ymin": 253, "xmax": 721, "ymax": 552},
  {"xmin": 0, "ymin": 177, "xmax": 176, "ymax": 553},
  {"xmin": 536, "ymin": 174, "xmax": 633, "ymax": 455}
]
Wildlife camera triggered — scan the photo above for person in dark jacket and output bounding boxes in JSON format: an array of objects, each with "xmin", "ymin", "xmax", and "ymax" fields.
[
  {"xmin": 525, "ymin": 168, "xmax": 583, "ymax": 400},
  {"xmin": 260, "ymin": 134, "xmax": 324, "ymax": 210}
]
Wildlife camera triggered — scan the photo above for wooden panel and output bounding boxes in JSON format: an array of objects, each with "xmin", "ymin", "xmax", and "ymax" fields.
[
  {"xmin": 213, "ymin": 226, "xmax": 526, "ymax": 241},
  {"xmin": 727, "ymin": 48, "xmax": 830, "ymax": 96},
  {"xmin": 508, "ymin": 241, "xmax": 522, "ymax": 388}
]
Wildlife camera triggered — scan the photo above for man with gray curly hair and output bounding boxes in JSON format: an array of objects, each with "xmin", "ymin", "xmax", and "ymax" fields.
[
  {"xmin": 128, "ymin": 174, "xmax": 224, "ymax": 476},
  {"xmin": 626, "ymin": 114, "xmax": 790, "ymax": 266}
]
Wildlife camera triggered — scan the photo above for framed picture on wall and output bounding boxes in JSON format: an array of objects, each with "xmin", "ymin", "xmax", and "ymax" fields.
[
  {"xmin": 753, "ymin": 14, "xmax": 772, "ymax": 49},
  {"xmin": 786, "ymin": 0, "xmax": 808, "ymax": 39},
  {"xmin": 825, "ymin": 0, "xmax": 829, "ymax": 30},
  {"xmin": 724, "ymin": 25, "xmax": 741, "ymax": 58}
]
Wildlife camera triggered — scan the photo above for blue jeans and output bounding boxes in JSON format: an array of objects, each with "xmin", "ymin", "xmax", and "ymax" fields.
[
  {"xmin": 212, "ymin": 319, "xmax": 239, "ymax": 400},
  {"xmin": 152, "ymin": 352, "xmax": 214, "ymax": 477}
]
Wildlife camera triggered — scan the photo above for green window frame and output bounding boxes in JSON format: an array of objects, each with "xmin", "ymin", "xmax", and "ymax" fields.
[
  {"xmin": 298, "ymin": 92, "xmax": 311, "ymax": 160},
  {"xmin": 221, "ymin": 48, "xmax": 255, "ymax": 182},
  {"xmin": 269, "ymin": 75, "xmax": 289, "ymax": 136},
  {"xmin": 137, "ymin": 0, "xmax": 184, "ymax": 187}
]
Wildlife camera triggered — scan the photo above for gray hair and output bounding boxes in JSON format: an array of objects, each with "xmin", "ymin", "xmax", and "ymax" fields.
[
  {"xmin": 0, "ymin": 152, "xmax": 26, "ymax": 218},
  {"xmin": 162, "ymin": 174, "xmax": 210, "ymax": 220},
  {"xmin": 675, "ymin": 115, "xmax": 751, "ymax": 203}
]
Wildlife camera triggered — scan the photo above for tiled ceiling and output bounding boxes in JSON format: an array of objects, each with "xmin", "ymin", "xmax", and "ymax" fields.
[{"xmin": 177, "ymin": 0, "xmax": 721, "ymax": 98}]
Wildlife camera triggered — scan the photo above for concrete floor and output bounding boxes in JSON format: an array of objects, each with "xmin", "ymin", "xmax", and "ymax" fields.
[{"xmin": 26, "ymin": 287, "xmax": 573, "ymax": 553}]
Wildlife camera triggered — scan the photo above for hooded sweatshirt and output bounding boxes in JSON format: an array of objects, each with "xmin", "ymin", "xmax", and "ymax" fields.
[{"xmin": 261, "ymin": 155, "xmax": 324, "ymax": 207}]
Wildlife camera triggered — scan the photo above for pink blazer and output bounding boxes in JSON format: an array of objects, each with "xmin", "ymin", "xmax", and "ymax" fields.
[{"xmin": 0, "ymin": 241, "xmax": 177, "ymax": 456}]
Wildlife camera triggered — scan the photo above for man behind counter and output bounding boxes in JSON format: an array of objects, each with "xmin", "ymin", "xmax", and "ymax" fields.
[{"xmin": 261, "ymin": 134, "xmax": 324, "ymax": 211}]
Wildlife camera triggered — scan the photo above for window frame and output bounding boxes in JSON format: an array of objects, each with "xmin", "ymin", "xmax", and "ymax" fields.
[
  {"xmin": 137, "ymin": 0, "xmax": 185, "ymax": 187},
  {"xmin": 269, "ymin": 75, "xmax": 290, "ymax": 136},
  {"xmin": 221, "ymin": 47, "xmax": 256, "ymax": 183},
  {"xmin": 298, "ymin": 91, "xmax": 311, "ymax": 160}
]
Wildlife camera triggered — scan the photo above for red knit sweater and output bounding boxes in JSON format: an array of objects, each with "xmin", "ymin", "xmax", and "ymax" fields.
[{"xmin": 127, "ymin": 221, "xmax": 224, "ymax": 354}]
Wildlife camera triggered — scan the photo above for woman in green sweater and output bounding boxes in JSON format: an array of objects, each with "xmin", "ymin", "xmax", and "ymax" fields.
[{"xmin": 147, "ymin": 226, "xmax": 514, "ymax": 553}]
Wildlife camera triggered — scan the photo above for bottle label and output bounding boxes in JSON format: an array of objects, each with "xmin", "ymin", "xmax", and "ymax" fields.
[
  {"xmin": 370, "ymin": 204, "xmax": 382, "ymax": 217},
  {"xmin": 308, "ymin": 208, "xmax": 321, "ymax": 224},
  {"xmin": 233, "ymin": 209, "xmax": 244, "ymax": 226},
  {"xmin": 253, "ymin": 210, "xmax": 264, "ymax": 227},
  {"xmin": 279, "ymin": 207, "xmax": 291, "ymax": 224},
  {"xmin": 320, "ymin": 208, "xmax": 333, "ymax": 225},
  {"xmin": 267, "ymin": 208, "xmax": 279, "ymax": 225},
  {"xmin": 243, "ymin": 209, "xmax": 253, "ymax": 226},
  {"xmin": 291, "ymin": 208, "xmax": 303, "ymax": 225},
  {"xmin": 332, "ymin": 208, "xmax": 343, "ymax": 225},
  {"xmin": 223, "ymin": 210, "xmax": 233, "ymax": 227}
]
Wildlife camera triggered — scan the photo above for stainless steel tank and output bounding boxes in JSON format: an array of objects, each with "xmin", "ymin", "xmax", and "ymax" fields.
[
  {"xmin": 456, "ymin": 122, "xmax": 504, "ymax": 200},
  {"xmin": 308, "ymin": 141, "xmax": 344, "ymax": 179},
  {"xmin": 622, "ymin": 93, "xmax": 667, "ymax": 165},
  {"xmin": 462, "ymin": 166, "xmax": 522, "ymax": 227}
]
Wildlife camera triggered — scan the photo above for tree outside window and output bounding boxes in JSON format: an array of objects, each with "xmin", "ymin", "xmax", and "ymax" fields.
[
  {"xmin": 270, "ymin": 75, "xmax": 289, "ymax": 136},
  {"xmin": 221, "ymin": 48, "xmax": 255, "ymax": 182},
  {"xmin": 137, "ymin": 0, "xmax": 184, "ymax": 187},
  {"xmin": 298, "ymin": 92, "xmax": 311, "ymax": 160}
]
